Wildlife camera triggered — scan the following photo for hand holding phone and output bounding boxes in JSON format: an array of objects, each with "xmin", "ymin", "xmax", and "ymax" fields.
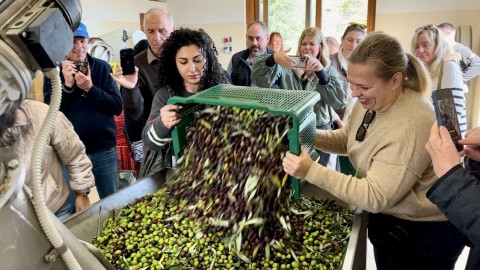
[
  {"xmin": 120, "ymin": 48, "xmax": 135, "ymax": 75},
  {"xmin": 432, "ymin": 88, "xmax": 463, "ymax": 151},
  {"xmin": 290, "ymin": 56, "xmax": 307, "ymax": 68}
]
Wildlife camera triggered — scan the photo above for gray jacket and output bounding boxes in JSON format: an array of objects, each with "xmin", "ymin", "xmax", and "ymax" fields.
[{"xmin": 251, "ymin": 55, "xmax": 347, "ymax": 126}]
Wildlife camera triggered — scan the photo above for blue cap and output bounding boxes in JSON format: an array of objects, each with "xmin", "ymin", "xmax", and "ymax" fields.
[{"xmin": 73, "ymin": 23, "xmax": 89, "ymax": 39}]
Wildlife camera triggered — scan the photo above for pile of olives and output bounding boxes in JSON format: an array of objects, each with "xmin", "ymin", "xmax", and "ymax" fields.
[{"xmin": 93, "ymin": 106, "xmax": 354, "ymax": 270}]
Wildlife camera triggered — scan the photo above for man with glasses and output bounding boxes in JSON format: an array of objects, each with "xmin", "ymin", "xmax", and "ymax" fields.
[
  {"xmin": 227, "ymin": 21, "xmax": 273, "ymax": 86},
  {"xmin": 112, "ymin": 8, "xmax": 175, "ymax": 167}
]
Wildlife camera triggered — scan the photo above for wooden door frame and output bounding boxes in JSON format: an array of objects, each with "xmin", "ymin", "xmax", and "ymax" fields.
[{"xmin": 246, "ymin": 0, "xmax": 376, "ymax": 31}]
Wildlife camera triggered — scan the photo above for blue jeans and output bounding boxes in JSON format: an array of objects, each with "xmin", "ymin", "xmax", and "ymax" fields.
[
  {"xmin": 88, "ymin": 147, "xmax": 119, "ymax": 199},
  {"xmin": 55, "ymin": 167, "xmax": 76, "ymax": 219},
  {"xmin": 54, "ymin": 194, "xmax": 75, "ymax": 221}
]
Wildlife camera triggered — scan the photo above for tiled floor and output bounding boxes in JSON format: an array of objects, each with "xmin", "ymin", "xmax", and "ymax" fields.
[{"xmin": 453, "ymin": 247, "xmax": 470, "ymax": 269}]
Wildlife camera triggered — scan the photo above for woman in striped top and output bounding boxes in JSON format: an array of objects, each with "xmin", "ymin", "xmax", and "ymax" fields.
[
  {"xmin": 140, "ymin": 28, "xmax": 229, "ymax": 177},
  {"xmin": 412, "ymin": 24, "xmax": 467, "ymax": 139}
]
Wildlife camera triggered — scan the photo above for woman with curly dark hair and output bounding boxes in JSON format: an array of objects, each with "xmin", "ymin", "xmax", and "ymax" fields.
[{"xmin": 140, "ymin": 28, "xmax": 229, "ymax": 177}]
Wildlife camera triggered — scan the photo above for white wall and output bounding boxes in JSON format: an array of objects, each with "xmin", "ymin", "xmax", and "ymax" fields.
[
  {"xmin": 377, "ymin": 0, "xmax": 480, "ymax": 14},
  {"xmin": 168, "ymin": 0, "xmax": 246, "ymax": 68},
  {"xmin": 168, "ymin": 0, "xmax": 245, "ymax": 24},
  {"xmin": 80, "ymin": 0, "xmax": 167, "ymax": 36},
  {"xmin": 79, "ymin": 0, "xmax": 245, "ymax": 67}
]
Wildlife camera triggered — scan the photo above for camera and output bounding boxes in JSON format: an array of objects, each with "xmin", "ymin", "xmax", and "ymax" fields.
[
  {"xmin": 74, "ymin": 61, "xmax": 89, "ymax": 74},
  {"xmin": 291, "ymin": 56, "xmax": 307, "ymax": 68}
]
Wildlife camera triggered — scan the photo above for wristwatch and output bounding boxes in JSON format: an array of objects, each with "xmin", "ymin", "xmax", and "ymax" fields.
[
  {"xmin": 62, "ymin": 84, "xmax": 74, "ymax": 93},
  {"xmin": 75, "ymin": 189, "xmax": 91, "ymax": 196}
]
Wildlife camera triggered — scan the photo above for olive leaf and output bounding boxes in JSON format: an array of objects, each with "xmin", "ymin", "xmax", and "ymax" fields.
[
  {"xmin": 244, "ymin": 217, "xmax": 264, "ymax": 226},
  {"xmin": 278, "ymin": 216, "xmax": 290, "ymax": 232},
  {"xmin": 244, "ymin": 175, "xmax": 258, "ymax": 198},
  {"xmin": 265, "ymin": 243, "xmax": 271, "ymax": 261},
  {"xmin": 236, "ymin": 251, "xmax": 250, "ymax": 263},
  {"xmin": 209, "ymin": 219, "xmax": 230, "ymax": 227},
  {"xmin": 208, "ymin": 248, "xmax": 217, "ymax": 270},
  {"xmin": 290, "ymin": 248, "xmax": 299, "ymax": 263}
]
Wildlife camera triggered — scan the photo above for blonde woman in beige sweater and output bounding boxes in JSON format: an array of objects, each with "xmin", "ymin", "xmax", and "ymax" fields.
[{"xmin": 283, "ymin": 32, "xmax": 466, "ymax": 270}]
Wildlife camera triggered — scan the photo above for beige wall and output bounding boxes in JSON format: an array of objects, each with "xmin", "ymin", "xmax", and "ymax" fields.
[
  {"xmin": 178, "ymin": 23, "xmax": 246, "ymax": 69},
  {"xmin": 169, "ymin": 0, "xmax": 245, "ymax": 70},
  {"xmin": 80, "ymin": 21, "xmax": 140, "ymax": 38},
  {"xmin": 79, "ymin": 0, "xmax": 245, "ymax": 68},
  {"xmin": 80, "ymin": 0, "xmax": 166, "ymax": 37},
  {"xmin": 376, "ymin": 9, "xmax": 480, "ymax": 127},
  {"xmin": 376, "ymin": 9, "xmax": 480, "ymax": 53}
]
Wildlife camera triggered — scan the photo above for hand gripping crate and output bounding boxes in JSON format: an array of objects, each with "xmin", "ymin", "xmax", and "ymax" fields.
[{"xmin": 168, "ymin": 84, "xmax": 320, "ymax": 200}]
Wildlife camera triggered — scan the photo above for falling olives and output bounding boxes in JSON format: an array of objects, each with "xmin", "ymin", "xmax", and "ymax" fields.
[{"xmin": 92, "ymin": 106, "xmax": 354, "ymax": 269}]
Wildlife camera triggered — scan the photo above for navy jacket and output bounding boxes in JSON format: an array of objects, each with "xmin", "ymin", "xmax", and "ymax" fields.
[
  {"xmin": 44, "ymin": 54, "xmax": 122, "ymax": 154},
  {"xmin": 228, "ymin": 48, "xmax": 275, "ymax": 86},
  {"xmin": 427, "ymin": 159, "xmax": 480, "ymax": 270}
]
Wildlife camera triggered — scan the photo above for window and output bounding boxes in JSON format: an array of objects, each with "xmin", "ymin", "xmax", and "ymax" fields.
[
  {"xmin": 246, "ymin": 0, "xmax": 375, "ymax": 53},
  {"xmin": 268, "ymin": 0, "xmax": 307, "ymax": 52},
  {"xmin": 321, "ymin": 0, "xmax": 369, "ymax": 40}
]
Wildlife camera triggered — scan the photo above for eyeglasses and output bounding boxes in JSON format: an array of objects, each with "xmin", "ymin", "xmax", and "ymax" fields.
[
  {"xmin": 415, "ymin": 24, "xmax": 437, "ymax": 33},
  {"xmin": 355, "ymin": 110, "xmax": 376, "ymax": 142},
  {"xmin": 349, "ymin": 22, "xmax": 367, "ymax": 29}
]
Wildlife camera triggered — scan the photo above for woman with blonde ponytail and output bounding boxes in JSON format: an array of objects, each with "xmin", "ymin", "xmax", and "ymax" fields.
[{"xmin": 283, "ymin": 32, "xmax": 466, "ymax": 270}]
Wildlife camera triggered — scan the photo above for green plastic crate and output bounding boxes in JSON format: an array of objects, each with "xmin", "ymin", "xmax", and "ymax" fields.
[{"xmin": 168, "ymin": 84, "xmax": 320, "ymax": 200}]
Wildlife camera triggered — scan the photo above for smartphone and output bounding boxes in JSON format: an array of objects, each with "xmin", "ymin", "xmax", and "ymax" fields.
[
  {"xmin": 120, "ymin": 48, "xmax": 135, "ymax": 75},
  {"xmin": 432, "ymin": 88, "xmax": 463, "ymax": 151},
  {"xmin": 290, "ymin": 56, "xmax": 307, "ymax": 68}
]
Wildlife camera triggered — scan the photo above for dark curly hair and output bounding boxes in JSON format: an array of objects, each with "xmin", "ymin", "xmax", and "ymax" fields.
[{"xmin": 158, "ymin": 28, "xmax": 229, "ymax": 93}]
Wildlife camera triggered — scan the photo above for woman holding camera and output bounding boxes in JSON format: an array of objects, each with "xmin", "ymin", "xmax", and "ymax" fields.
[
  {"xmin": 252, "ymin": 27, "xmax": 347, "ymax": 167},
  {"xmin": 282, "ymin": 32, "xmax": 466, "ymax": 270}
]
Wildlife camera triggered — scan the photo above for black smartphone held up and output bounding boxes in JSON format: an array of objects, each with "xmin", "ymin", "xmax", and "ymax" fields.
[
  {"xmin": 120, "ymin": 48, "xmax": 135, "ymax": 75},
  {"xmin": 290, "ymin": 56, "xmax": 307, "ymax": 68},
  {"xmin": 432, "ymin": 88, "xmax": 463, "ymax": 151}
]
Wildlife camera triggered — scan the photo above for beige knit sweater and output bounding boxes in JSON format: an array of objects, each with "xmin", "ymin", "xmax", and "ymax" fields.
[{"xmin": 305, "ymin": 89, "xmax": 446, "ymax": 221}]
